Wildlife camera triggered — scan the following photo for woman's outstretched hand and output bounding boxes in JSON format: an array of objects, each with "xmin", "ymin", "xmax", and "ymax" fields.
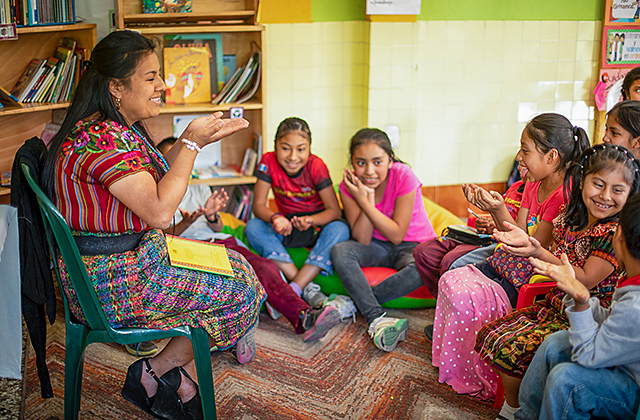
[
  {"xmin": 494, "ymin": 221, "xmax": 542, "ymax": 257},
  {"xmin": 343, "ymin": 169, "xmax": 374, "ymax": 203},
  {"xmin": 186, "ymin": 112, "xmax": 249, "ymax": 148},
  {"xmin": 529, "ymin": 254, "xmax": 590, "ymax": 309}
]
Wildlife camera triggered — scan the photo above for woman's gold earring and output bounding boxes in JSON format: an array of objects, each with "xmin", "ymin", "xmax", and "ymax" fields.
[{"xmin": 115, "ymin": 97, "xmax": 121, "ymax": 110}]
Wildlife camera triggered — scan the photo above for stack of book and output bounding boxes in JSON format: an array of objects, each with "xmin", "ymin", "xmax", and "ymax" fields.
[
  {"xmin": 11, "ymin": 37, "xmax": 87, "ymax": 104},
  {"xmin": 212, "ymin": 43, "xmax": 261, "ymax": 105},
  {"xmin": 1, "ymin": 0, "xmax": 74, "ymax": 26}
]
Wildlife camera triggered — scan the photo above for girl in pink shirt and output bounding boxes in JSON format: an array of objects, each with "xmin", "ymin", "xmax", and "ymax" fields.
[{"xmin": 331, "ymin": 128, "xmax": 437, "ymax": 352}]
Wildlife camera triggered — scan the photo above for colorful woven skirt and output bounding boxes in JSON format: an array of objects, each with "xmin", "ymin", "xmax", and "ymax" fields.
[{"xmin": 58, "ymin": 229, "xmax": 266, "ymax": 350}]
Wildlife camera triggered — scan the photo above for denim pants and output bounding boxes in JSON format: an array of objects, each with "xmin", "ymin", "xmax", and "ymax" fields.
[
  {"xmin": 244, "ymin": 218, "xmax": 350, "ymax": 276},
  {"xmin": 331, "ymin": 238, "xmax": 423, "ymax": 324},
  {"xmin": 517, "ymin": 330, "xmax": 640, "ymax": 420}
]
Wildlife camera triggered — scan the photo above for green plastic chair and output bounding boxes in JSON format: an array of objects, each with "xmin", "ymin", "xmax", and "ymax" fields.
[{"xmin": 21, "ymin": 163, "xmax": 217, "ymax": 420}]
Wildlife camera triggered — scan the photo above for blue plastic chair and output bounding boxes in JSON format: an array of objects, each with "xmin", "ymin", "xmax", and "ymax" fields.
[{"xmin": 21, "ymin": 163, "xmax": 217, "ymax": 420}]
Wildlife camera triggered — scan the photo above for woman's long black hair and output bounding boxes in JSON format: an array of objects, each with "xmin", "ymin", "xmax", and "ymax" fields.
[
  {"xmin": 563, "ymin": 143, "xmax": 640, "ymax": 231},
  {"xmin": 42, "ymin": 30, "xmax": 162, "ymax": 199}
]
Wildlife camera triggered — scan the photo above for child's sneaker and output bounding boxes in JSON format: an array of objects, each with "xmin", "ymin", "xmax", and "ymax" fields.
[
  {"xmin": 265, "ymin": 302, "xmax": 282, "ymax": 320},
  {"xmin": 302, "ymin": 282, "xmax": 328, "ymax": 309},
  {"xmin": 367, "ymin": 313, "xmax": 408, "ymax": 352},
  {"xmin": 324, "ymin": 294, "xmax": 357, "ymax": 323},
  {"xmin": 302, "ymin": 306, "xmax": 341, "ymax": 342},
  {"xmin": 230, "ymin": 320, "xmax": 258, "ymax": 364}
]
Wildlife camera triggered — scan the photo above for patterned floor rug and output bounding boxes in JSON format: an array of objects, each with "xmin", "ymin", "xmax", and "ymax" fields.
[{"xmin": 23, "ymin": 306, "xmax": 500, "ymax": 419}]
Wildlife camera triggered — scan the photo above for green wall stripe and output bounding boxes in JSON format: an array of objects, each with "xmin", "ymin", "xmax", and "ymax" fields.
[{"xmin": 309, "ymin": 0, "xmax": 604, "ymax": 22}]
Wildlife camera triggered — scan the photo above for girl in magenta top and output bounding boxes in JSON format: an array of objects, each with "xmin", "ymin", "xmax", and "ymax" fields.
[{"xmin": 331, "ymin": 128, "xmax": 436, "ymax": 352}]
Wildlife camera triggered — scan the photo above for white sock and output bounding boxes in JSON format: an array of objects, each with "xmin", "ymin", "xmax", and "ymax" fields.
[
  {"xmin": 497, "ymin": 401, "xmax": 519, "ymax": 420},
  {"xmin": 289, "ymin": 282, "xmax": 302, "ymax": 296}
]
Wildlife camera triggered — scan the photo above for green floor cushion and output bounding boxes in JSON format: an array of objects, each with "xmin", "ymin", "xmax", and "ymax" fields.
[{"xmin": 286, "ymin": 247, "xmax": 435, "ymax": 309}]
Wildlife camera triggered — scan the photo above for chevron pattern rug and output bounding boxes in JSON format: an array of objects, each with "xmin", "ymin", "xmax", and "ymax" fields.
[{"xmin": 23, "ymin": 306, "xmax": 499, "ymax": 419}]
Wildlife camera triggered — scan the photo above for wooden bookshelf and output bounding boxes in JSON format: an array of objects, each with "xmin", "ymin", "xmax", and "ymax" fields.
[
  {"xmin": 116, "ymin": 0, "xmax": 266, "ymax": 183},
  {"xmin": 0, "ymin": 23, "xmax": 97, "ymax": 175}
]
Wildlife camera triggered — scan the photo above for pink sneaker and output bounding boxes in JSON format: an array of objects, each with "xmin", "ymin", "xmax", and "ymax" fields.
[{"xmin": 230, "ymin": 321, "xmax": 258, "ymax": 364}]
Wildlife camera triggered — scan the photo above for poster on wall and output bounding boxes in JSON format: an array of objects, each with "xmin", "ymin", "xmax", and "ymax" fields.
[
  {"xmin": 602, "ymin": 26, "xmax": 640, "ymax": 67},
  {"xmin": 366, "ymin": 0, "xmax": 421, "ymax": 15},
  {"xmin": 594, "ymin": 68, "xmax": 632, "ymax": 111},
  {"xmin": 605, "ymin": 0, "xmax": 640, "ymax": 25}
]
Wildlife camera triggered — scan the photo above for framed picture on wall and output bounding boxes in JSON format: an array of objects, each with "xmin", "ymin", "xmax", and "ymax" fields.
[
  {"xmin": 605, "ymin": 0, "xmax": 640, "ymax": 25},
  {"xmin": 602, "ymin": 26, "xmax": 640, "ymax": 67}
]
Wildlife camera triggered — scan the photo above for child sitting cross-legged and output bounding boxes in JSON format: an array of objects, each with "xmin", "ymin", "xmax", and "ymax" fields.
[
  {"xmin": 518, "ymin": 192, "xmax": 640, "ymax": 420},
  {"xmin": 158, "ymin": 137, "xmax": 352, "ymax": 345}
]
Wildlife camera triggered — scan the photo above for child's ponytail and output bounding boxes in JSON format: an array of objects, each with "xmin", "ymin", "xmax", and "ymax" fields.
[
  {"xmin": 525, "ymin": 114, "xmax": 590, "ymax": 175},
  {"xmin": 563, "ymin": 143, "xmax": 640, "ymax": 231}
]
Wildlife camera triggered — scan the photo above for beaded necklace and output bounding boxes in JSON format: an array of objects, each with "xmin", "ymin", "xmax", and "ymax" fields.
[{"xmin": 131, "ymin": 125, "xmax": 170, "ymax": 173}]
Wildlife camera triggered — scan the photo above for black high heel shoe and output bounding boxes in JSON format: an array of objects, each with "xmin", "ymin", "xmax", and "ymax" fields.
[
  {"xmin": 151, "ymin": 367, "xmax": 185, "ymax": 420},
  {"xmin": 177, "ymin": 367, "xmax": 203, "ymax": 420},
  {"xmin": 152, "ymin": 367, "xmax": 203, "ymax": 420},
  {"xmin": 121, "ymin": 358, "xmax": 167, "ymax": 419}
]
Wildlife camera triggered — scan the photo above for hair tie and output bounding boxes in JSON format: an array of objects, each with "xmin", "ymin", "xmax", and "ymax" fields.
[{"xmin": 572, "ymin": 126, "xmax": 579, "ymax": 140}]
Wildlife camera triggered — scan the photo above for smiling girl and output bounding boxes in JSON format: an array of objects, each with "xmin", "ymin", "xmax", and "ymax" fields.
[
  {"xmin": 427, "ymin": 113, "xmax": 590, "ymax": 401},
  {"xmin": 330, "ymin": 128, "xmax": 437, "ymax": 352},
  {"xmin": 476, "ymin": 143, "xmax": 640, "ymax": 420},
  {"xmin": 602, "ymin": 100, "xmax": 640, "ymax": 159},
  {"xmin": 244, "ymin": 117, "xmax": 351, "ymax": 324}
]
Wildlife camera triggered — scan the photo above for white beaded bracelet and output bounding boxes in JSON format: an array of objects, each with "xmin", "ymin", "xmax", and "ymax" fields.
[{"xmin": 182, "ymin": 138, "xmax": 202, "ymax": 153}]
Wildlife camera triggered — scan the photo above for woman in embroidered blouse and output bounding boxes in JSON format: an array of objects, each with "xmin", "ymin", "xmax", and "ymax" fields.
[{"xmin": 41, "ymin": 31, "xmax": 265, "ymax": 420}]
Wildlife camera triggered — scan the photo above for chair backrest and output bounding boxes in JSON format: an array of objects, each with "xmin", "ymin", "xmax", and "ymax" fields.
[{"xmin": 21, "ymin": 163, "xmax": 114, "ymax": 333}]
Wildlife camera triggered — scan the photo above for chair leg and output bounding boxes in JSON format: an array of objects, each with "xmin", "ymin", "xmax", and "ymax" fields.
[
  {"xmin": 494, "ymin": 376, "xmax": 505, "ymax": 409},
  {"xmin": 64, "ymin": 323, "xmax": 91, "ymax": 420},
  {"xmin": 191, "ymin": 327, "xmax": 217, "ymax": 420}
]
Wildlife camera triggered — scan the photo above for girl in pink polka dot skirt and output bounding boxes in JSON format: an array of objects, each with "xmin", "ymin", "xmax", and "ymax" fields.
[{"xmin": 430, "ymin": 113, "xmax": 590, "ymax": 400}]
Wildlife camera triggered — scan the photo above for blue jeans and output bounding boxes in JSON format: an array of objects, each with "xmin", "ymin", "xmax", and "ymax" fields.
[
  {"xmin": 331, "ymin": 238, "xmax": 423, "ymax": 324},
  {"xmin": 517, "ymin": 330, "xmax": 640, "ymax": 420},
  {"xmin": 244, "ymin": 218, "xmax": 349, "ymax": 276}
]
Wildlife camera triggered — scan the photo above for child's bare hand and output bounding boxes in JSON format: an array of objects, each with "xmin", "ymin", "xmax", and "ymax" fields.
[
  {"xmin": 272, "ymin": 215, "xmax": 292, "ymax": 236},
  {"xmin": 204, "ymin": 189, "xmax": 229, "ymax": 220},
  {"xmin": 343, "ymin": 169, "xmax": 374, "ymax": 202},
  {"xmin": 530, "ymin": 254, "xmax": 590, "ymax": 307},
  {"xmin": 179, "ymin": 207, "xmax": 204, "ymax": 226},
  {"xmin": 474, "ymin": 189, "xmax": 504, "ymax": 212},
  {"xmin": 475, "ymin": 217, "xmax": 495, "ymax": 234},
  {"xmin": 494, "ymin": 221, "xmax": 542, "ymax": 257},
  {"xmin": 291, "ymin": 215, "xmax": 314, "ymax": 231}
]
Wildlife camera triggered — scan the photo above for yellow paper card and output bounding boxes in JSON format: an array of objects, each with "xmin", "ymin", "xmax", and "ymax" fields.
[{"xmin": 166, "ymin": 235, "xmax": 233, "ymax": 277}]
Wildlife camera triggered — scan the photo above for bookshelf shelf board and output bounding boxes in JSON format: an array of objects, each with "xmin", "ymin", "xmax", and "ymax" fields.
[
  {"xmin": 136, "ymin": 25, "xmax": 263, "ymax": 35},
  {"xmin": 0, "ymin": 102, "xmax": 70, "ymax": 116},
  {"xmin": 17, "ymin": 23, "xmax": 97, "ymax": 34},
  {"xmin": 189, "ymin": 176, "xmax": 256, "ymax": 187},
  {"xmin": 0, "ymin": 187, "xmax": 9, "ymax": 196},
  {"xmin": 159, "ymin": 99, "xmax": 263, "ymax": 114},
  {"xmin": 123, "ymin": 11, "xmax": 255, "ymax": 25}
]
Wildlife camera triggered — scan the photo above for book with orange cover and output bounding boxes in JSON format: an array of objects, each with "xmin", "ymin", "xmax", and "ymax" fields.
[
  {"xmin": 163, "ymin": 46, "xmax": 211, "ymax": 104},
  {"xmin": 165, "ymin": 235, "xmax": 233, "ymax": 277}
]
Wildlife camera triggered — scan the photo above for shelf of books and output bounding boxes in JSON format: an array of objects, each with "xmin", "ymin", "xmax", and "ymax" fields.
[
  {"xmin": 115, "ymin": 0, "xmax": 258, "ymax": 27},
  {"xmin": 0, "ymin": 22, "xmax": 96, "ymax": 180}
]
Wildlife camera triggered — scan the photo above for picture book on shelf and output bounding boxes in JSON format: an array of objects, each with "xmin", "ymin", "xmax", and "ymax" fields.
[
  {"xmin": 163, "ymin": 46, "xmax": 211, "ymax": 104},
  {"xmin": 143, "ymin": 0, "xmax": 192, "ymax": 13},
  {"xmin": 165, "ymin": 37, "xmax": 219, "ymax": 98},
  {"xmin": 11, "ymin": 58, "xmax": 43, "ymax": 102},
  {"xmin": 212, "ymin": 43, "xmax": 261, "ymax": 105},
  {"xmin": 165, "ymin": 34, "xmax": 224, "ymax": 92},
  {"xmin": 165, "ymin": 235, "xmax": 233, "ymax": 277},
  {"xmin": 223, "ymin": 55, "xmax": 236, "ymax": 84},
  {"xmin": 1, "ymin": 171, "xmax": 11, "ymax": 188}
]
